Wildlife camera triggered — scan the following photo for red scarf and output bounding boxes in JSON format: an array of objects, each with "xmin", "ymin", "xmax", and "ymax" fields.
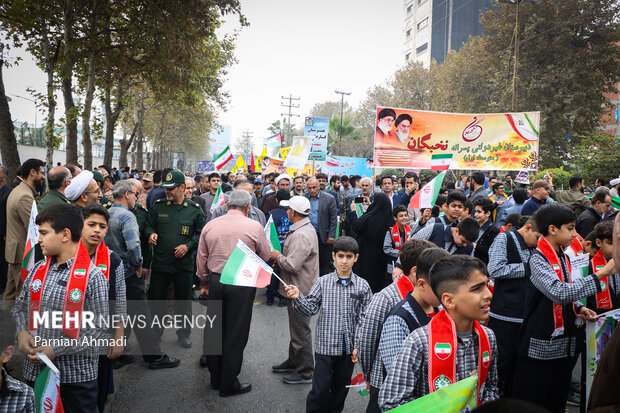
[
  {"xmin": 95, "ymin": 242, "xmax": 111, "ymax": 281},
  {"xmin": 395, "ymin": 276, "xmax": 414, "ymax": 299},
  {"xmin": 29, "ymin": 241, "xmax": 93, "ymax": 339},
  {"xmin": 427, "ymin": 309, "xmax": 491, "ymax": 406},
  {"xmin": 537, "ymin": 236, "xmax": 572, "ymax": 337},
  {"xmin": 591, "ymin": 250, "xmax": 612, "ymax": 310},
  {"xmin": 391, "ymin": 224, "xmax": 412, "ymax": 250}
]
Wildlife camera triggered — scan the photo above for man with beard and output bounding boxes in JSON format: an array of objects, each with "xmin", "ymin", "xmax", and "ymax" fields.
[
  {"xmin": 394, "ymin": 113, "xmax": 413, "ymax": 143},
  {"xmin": 3, "ymin": 158, "xmax": 46, "ymax": 302},
  {"xmin": 375, "ymin": 108, "xmax": 396, "ymax": 141},
  {"xmin": 548, "ymin": 174, "xmax": 591, "ymax": 217},
  {"xmin": 65, "ymin": 170, "xmax": 100, "ymax": 209}
]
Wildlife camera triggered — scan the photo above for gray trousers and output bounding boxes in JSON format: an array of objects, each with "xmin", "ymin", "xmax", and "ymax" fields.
[{"xmin": 286, "ymin": 302, "xmax": 314, "ymax": 379}]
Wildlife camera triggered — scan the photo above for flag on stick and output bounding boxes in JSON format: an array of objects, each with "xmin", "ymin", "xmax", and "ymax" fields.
[
  {"xmin": 409, "ymin": 171, "xmax": 446, "ymax": 209},
  {"xmin": 220, "ymin": 240, "xmax": 273, "ymax": 288},
  {"xmin": 250, "ymin": 152, "xmax": 256, "ymax": 173},
  {"xmin": 213, "ymin": 146, "xmax": 233, "ymax": 170},
  {"xmin": 210, "ymin": 185, "xmax": 226, "ymax": 213},
  {"xmin": 430, "ymin": 154, "xmax": 452, "ymax": 171},
  {"xmin": 348, "ymin": 373, "xmax": 369, "ymax": 397},
  {"xmin": 34, "ymin": 353, "xmax": 64, "ymax": 413},
  {"xmin": 232, "ymin": 156, "xmax": 246, "ymax": 173},
  {"xmin": 264, "ymin": 216, "xmax": 281, "ymax": 252},
  {"xmin": 21, "ymin": 200, "xmax": 39, "ymax": 282},
  {"xmin": 265, "ymin": 131, "xmax": 282, "ymax": 147}
]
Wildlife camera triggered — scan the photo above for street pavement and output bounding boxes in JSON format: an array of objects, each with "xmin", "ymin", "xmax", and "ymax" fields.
[
  {"xmin": 105, "ymin": 288, "xmax": 368, "ymax": 413},
  {"xmin": 105, "ymin": 288, "xmax": 581, "ymax": 413}
]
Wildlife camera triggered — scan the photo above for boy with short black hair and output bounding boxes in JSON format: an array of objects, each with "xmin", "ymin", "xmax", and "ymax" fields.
[
  {"xmin": 0, "ymin": 309, "xmax": 36, "ymax": 412},
  {"xmin": 81, "ymin": 204, "xmax": 127, "ymax": 412},
  {"xmin": 383, "ymin": 204, "xmax": 411, "ymax": 274},
  {"xmin": 474, "ymin": 198, "xmax": 499, "ymax": 265},
  {"xmin": 285, "ymin": 236, "xmax": 373, "ymax": 413},
  {"xmin": 12, "ymin": 203, "xmax": 109, "ymax": 412},
  {"xmin": 587, "ymin": 221, "xmax": 620, "ymax": 313},
  {"xmin": 512, "ymin": 204, "xmax": 615, "ymax": 412},
  {"xmin": 378, "ymin": 247, "xmax": 448, "ymax": 373},
  {"xmin": 411, "ymin": 217, "xmax": 479, "ymax": 255},
  {"xmin": 487, "ymin": 214, "xmax": 540, "ymax": 397},
  {"xmin": 379, "ymin": 255, "xmax": 498, "ymax": 410},
  {"xmin": 412, "ymin": 190, "xmax": 466, "ymax": 234},
  {"xmin": 502, "ymin": 212, "xmax": 522, "ymax": 232}
]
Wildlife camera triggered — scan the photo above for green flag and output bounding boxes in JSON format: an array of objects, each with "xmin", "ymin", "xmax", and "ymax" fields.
[
  {"xmin": 388, "ymin": 375, "xmax": 477, "ymax": 412},
  {"xmin": 264, "ymin": 216, "xmax": 281, "ymax": 252}
]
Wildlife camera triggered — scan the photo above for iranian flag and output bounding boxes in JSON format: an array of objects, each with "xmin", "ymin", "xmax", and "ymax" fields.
[
  {"xmin": 34, "ymin": 353, "xmax": 64, "ymax": 413},
  {"xmin": 213, "ymin": 146, "xmax": 233, "ymax": 170},
  {"xmin": 430, "ymin": 154, "xmax": 452, "ymax": 171},
  {"xmin": 21, "ymin": 200, "xmax": 39, "ymax": 282},
  {"xmin": 220, "ymin": 240, "xmax": 273, "ymax": 288},
  {"xmin": 409, "ymin": 171, "xmax": 446, "ymax": 209},
  {"xmin": 210, "ymin": 185, "xmax": 226, "ymax": 213},
  {"xmin": 264, "ymin": 216, "xmax": 281, "ymax": 252}
]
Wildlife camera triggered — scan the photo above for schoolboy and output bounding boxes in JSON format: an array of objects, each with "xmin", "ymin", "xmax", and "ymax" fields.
[
  {"xmin": 410, "ymin": 217, "xmax": 479, "ymax": 255},
  {"xmin": 0, "ymin": 309, "xmax": 36, "ymax": 413},
  {"xmin": 383, "ymin": 204, "xmax": 411, "ymax": 274},
  {"xmin": 411, "ymin": 190, "xmax": 466, "ymax": 234},
  {"xmin": 378, "ymin": 247, "xmax": 448, "ymax": 373},
  {"xmin": 501, "ymin": 212, "xmax": 521, "ymax": 233},
  {"xmin": 586, "ymin": 221, "xmax": 620, "ymax": 313},
  {"xmin": 285, "ymin": 236, "xmax": 373, "ymax": 413},
  {"xmin": 355, "ymin": 239, "xmax": 434, "ymax": 413},
  {"xmin": 379, "ymin": 255, "xmax": 498, "ymax": 411},
  {"xmin": 513, "ymin": 204, "xmax": 615, "ymax": 412},
  {"xmin": 473, "ymin": 198, "xmax": 499, "ymax": 265},
  {"xmin": 487, "ymin": 214, "xmax": 540, "ymax": 397},
  {"xmin": 12, "ymin": 203, "xmax": 108, "ymax": 412},
  {"xmin": 80, "ymin": 205, "xmax": 127, "ymax": 413}
]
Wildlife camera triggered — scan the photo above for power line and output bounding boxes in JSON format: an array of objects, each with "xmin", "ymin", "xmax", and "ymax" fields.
[{"xmin": 280, "ymin": 94, "xmax": 300, "ymax": 143}]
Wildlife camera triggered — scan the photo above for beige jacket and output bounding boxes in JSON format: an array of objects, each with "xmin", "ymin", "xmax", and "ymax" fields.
[
  {"xmin": 5, "ymin": 181, "xmax": 36, "ymax": 263},
  {"xmin": 276, "ymin": 217, "xmax": 319, "ymax": 296}
]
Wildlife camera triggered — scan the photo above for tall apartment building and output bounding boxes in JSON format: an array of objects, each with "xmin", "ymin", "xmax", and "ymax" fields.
[{"xmin": 403, "ymin": 0, "xmax": 493, "ymax": 67}]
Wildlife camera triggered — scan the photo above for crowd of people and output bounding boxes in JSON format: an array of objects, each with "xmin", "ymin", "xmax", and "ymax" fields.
[{"xmin": 0, "ymin": 158, "xmax": 619, "ymax": 413}]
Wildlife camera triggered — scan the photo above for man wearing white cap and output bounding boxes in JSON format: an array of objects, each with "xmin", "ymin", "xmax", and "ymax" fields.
[
  {"xmin": 610, "ymin": 175, "xmax": 620, "ymax": 198},
  {"xmin": 65, "ymin": 170, "xmax": 100, "ymax": 209},
  {"xmin": 269, "ymin": 196, "xmax": 319, "ymax": 385},
  {"xmin": 261, "ymin": 174, "xmax": 291, "ymax": 215}
]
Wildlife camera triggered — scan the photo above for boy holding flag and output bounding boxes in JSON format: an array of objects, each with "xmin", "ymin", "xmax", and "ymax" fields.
[
  {"xmin": 12, "ymin": 203, "xmax": 109, "ymax": 412},
  {"xmin": 586, "ymin": 221, "xmax": 620, "ymax": 313},
  {"xmin": 284, "ymin": 236, "xmax": 372, "ymax": 413},
  {"xmin": 379, "ymin": 255, "xmax": 499, "ymax": 411}
]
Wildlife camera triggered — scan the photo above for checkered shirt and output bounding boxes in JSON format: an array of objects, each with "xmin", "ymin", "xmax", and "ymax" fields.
[
  {"xmin": 292, "ymin": 272, "xmax": 372, "ymax": 356},
  {"xmin": 378, "ymin": 300, "xmax": 421, "ymax": 376},
  {"xmin": 410, "ymin": 215, "xmax": 451, "ymax": 235},
  {"xmin": 487, "ymin": 231, "xmax": 531, "ymax": 322},
  {"xmin": 12, "ymin": 257, "xmax": 109, "ymax": 383},
  {"xmin": 378, "ymin": 325, "xmax": 499, "ymax": 412},
  {"xmin": 355, "ymin": 282, "xmax": 402, "ymax": 387},
  {"xmin": 0, "ymin": 368, "xmax": 36, "ymax": 413},
  {"xmin": 525, "ymin": 252, "xmax": 600, "ymax": 360},
  {"xmin": 410, "ymin": 224, "xmax": 459, "ymax": 254}
]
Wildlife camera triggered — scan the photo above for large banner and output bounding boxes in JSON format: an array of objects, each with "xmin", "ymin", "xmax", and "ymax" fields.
[
  {"xmin": 585, "ymin": 308, "xmax": 620, "ymax": 406},
  {"xmin": 374, "ymin": 107, "xmax": 540, "ymax": 171},
  {"xmin": 324, "ymin": 155, "xmax": 373, "ymax": 178},
  {"xmin": 283, "ymin": 136, "xmax": 313, "ymax": 171},
  {"xmin": 305, "ymin": 117, "xmax": 329, "ymax": 162}
]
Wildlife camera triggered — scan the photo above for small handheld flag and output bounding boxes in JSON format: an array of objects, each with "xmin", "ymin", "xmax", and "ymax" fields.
[{"xmin": 409, "ymin": 171, "xmax": 446, "ymax": 209}]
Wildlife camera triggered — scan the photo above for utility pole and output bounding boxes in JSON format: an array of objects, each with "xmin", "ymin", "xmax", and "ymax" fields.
[
  {"xmin": 241, "ymin": 129, "xmax": 253, "ymax": 166},
  {"xmin": 280, "ymin": 94, "xmax": 300, "ymax": 145},
  {"xmin": 334, "ymin": 90, "xmax": 351, "ymax": 155}
]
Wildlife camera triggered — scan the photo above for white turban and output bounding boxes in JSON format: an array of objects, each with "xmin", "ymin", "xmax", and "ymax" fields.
[
  {"xmin": 65, "ymin": 170, "xmax": 93, "ymax": 201},
  {"xmin": 274, "ymin": 174, "xmax": 292, "ymax": 186}
]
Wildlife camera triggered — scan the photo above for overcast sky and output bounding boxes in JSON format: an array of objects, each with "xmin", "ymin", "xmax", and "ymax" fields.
[{"xmin": 4, "ymin": 0, "xmax": 404, "ymax": 153}]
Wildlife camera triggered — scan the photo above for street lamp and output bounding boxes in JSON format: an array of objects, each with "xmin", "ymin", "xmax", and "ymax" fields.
[{"xmin": 334, "ymin": 90, "xmax": 351, "ymax": 154}]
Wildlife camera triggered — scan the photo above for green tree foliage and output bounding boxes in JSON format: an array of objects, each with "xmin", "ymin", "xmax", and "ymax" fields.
[
  {"xmin": 571, "ymin": 131, "xmax": 620, "ymax": 184},
  {"xmin": 535, "ymin": 168, "xmax": 571, "ymax": 189}
]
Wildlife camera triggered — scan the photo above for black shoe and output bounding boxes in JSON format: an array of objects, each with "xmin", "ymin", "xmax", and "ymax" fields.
[
  {"xmin": 113, "ymin": 355, "xmax": 135, "ymax": 370},
  {"xmin": 178, "ymin": 336, "xmax": 192, "ymax": 348},
  {"xmin": 272, "ymin": 361, "xmax": 295, "ymax": 373},
  {"xmin": 219, "ymin": 383, "xmax": 252, "ymax": 397},
  {"xmin": 278, "ymin": 298, "xmax": 287, "ymax": 307},
  {"xmin": 283, "ymin": 372, "xmax": 312, "ymax": 384},
  {"xmin": 148, "ymin": 354, "xmax": 181, "ymax": 370},
  {"xmin": 199, "ymin": 355, "xmax": 208, "ymax": 367},
  {"xmin": 266, "ymin": 297, "xmax": 274, "ymax": 306},
  {"xmin": 567, "ymin": 390, "xmax": 581, "ymax": 406}
]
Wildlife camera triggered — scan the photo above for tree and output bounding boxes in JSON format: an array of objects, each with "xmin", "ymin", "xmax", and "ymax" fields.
[
  {"xmin": 309, "ymin": 100, "xmax": 352, "ymax": 120},
  {"xmin": 328, "ymin": 115, "xmax": 361, "ymax": 156},
  {"xmin": 571, "ymin": 131, "xmax": 620, "ymax": 184},
  {"xmin": 0, "ymin": 44, "xmax": 20, "ymax": 180},
  {"xmin": 236, "ymin": 132, "xmax": 254, "ymax": 164}
]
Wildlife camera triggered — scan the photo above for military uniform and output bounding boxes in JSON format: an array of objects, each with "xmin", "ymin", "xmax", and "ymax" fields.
[
  {"xmin": 93, "ymin": 171, "xmax": 113, "ymax": 209},
  {"xmin": 100, "ymin": 196, "xmax": 113, "ymax": 209},
  {"xmin": 37, "ymin": 190, "xmax": 71, "ymax": 212},
  {"xmin": 145, "ymin": 170, "xmax": 205, "ymax": 344}
]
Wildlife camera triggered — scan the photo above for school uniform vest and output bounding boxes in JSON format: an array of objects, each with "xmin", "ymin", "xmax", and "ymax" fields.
[
  {"xmin": 517, "ymin": 249, "xmax": 578, "ymax": 358},
  {"xmin": 387, "ymin": 294, "xmax": 432, "ymax": 333},
  {"xmin": 490, "ymin": 230, "xmax": 530, "ymax": 320},
  {"xmin": 428, "ymin": 223, "xmax": 474, "ymax": 255}
]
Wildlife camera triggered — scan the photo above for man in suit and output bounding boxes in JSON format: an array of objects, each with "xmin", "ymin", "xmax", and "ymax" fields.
[
  {"xmin": 0, "ymin": 165, "xmax": 12, "ymax": 296},
  {"xmin": 304, "ymin": 178, "xmax": 337, "ymax": 276},
  {"xmin": 210, "ymin": 180, "xmax": 266, "ymax": 226},
  {"xmin": 3, "ymin": 159, "xmax": 46, "ymax": 303}
]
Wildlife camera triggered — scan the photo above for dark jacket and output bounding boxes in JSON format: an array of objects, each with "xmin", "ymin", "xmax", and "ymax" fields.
[
  {"xmin": 304, "ymin": 191, "xmax": 338, "ymax": 243},
  {"xmin": 576, "ymin": 207, "xmax": 601, "ymax": 239}
]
